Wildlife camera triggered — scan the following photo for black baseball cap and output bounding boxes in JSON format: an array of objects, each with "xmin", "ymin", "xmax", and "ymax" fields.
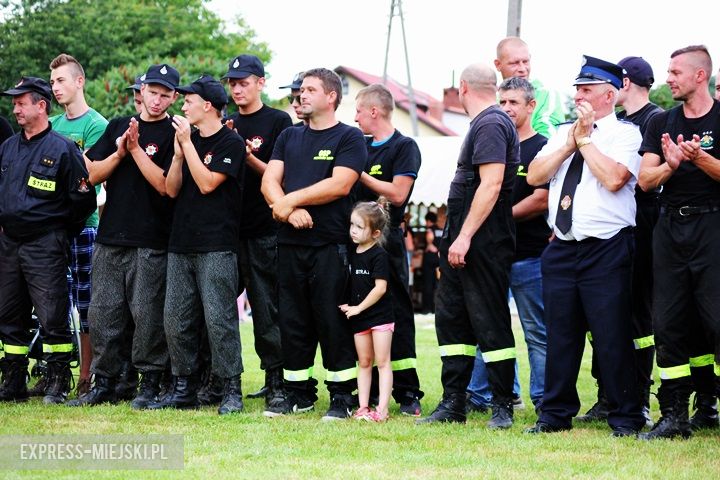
[
  {"xmin": 222, "ymin": 54, "xmax": 264, "ymax": 80},
  {"xmin": 176, "ymin": 74, "xmax": 228, "ymax": 112},
  {"xmin": 2, "ymin": 76, "xmax": 52, "ymax": 101},
  {"xmin": 573, "ymin": 55, "xmax": 624, "ymax": 90},
  {"xmin": 126, "ymin": 75, "xmax": 142, "ymax": 92},
  {"xmin": 141, "ymin": 64, "xmax": 180, "ymax": 91},
  {"xmin": 618, "ymin": 56, "xmax": 654, "ymax": 88},
  {"xmin": 280, "ymin": 71, "xmax": 305, "ymax": 90}
]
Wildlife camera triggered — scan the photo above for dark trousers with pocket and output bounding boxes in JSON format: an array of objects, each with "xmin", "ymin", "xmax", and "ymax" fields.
[
  {"xmin": 539, "ymin": 228, "xmax": 644, "ymax": 430},
  {"xmin": 277, "ymin": 243, "xmax": 357, "ymax": 399}
]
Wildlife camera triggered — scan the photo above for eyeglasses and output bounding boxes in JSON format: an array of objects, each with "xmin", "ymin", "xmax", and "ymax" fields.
[{"xmin": 287, "ymin": 95, "xmax": 301, "ymax": 104}]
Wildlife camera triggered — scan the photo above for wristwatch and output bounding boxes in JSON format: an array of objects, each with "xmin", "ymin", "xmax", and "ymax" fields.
[{"xmin": 576, "ymin": 137, "xmax": 592, "ymax": 148}]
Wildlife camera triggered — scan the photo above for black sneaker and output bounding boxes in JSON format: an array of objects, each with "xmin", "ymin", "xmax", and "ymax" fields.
[
  {"xmin": 321, "ymin": 393, "xmax": 354, "ymax": 421},
  {"xmin": 263, "ymin": 391, "xmax": 314, "ymax": 418},
  {"xmin": 487, "ymin": 401, "xmax": 513, "ymax": 429},
  {"xmin": 399, "ymin": 396, "xmax": 422, "ymax": 417}
]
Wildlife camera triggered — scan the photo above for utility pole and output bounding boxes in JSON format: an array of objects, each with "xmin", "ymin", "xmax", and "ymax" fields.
[
  {"xmin": 507, "ymin": 0, "xmax": 522, "ymax": 37},
  {"xmin": 383, "ymin": 0, "xmax": 419, "ymax": 136}
]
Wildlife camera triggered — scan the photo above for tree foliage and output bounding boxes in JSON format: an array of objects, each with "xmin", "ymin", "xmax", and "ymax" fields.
[{"xmin": 0, "ymin": 0, "xmax": 270, "ymax": 118}]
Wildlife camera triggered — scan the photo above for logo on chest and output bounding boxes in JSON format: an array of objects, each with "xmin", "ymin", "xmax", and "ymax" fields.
[
  {"xmin": 145, "ymin": 144, "xmax": 158, "ymax": 157},
  {"xmin": 313, "ymin": 149, "xmax": 334, "ymax": 161},
  {"xmin": 203, "ymin": 152, "xmax": 213, "ymax": 165},
  {"xmin": 248, "ymin": 136, "xmax": 264, "ymax": 152},
  {"xmin": 354, "ymin": 268, "xmax": 370, "ymax": 275},
  {"xmin": 369, "ymin": 164, "xmax": 383, "ymax": 176},
  {"xmin": 700, "ymin": 131, "xmax": 714, "ymax": 150}
]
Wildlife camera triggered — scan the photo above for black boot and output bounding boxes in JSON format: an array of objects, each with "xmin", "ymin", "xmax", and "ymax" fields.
[
  {"xmin": 640, "ymin": 386, "xmax": 692, "ymax": 440},
  {"xmin": 131, "ymin": 371, "xmax": 163, "ymax": 410},
  {"xmin": 218, "ymin": 376, "xmax": 244, "ymax": 415},
  {"xmin": 416, "ymin": 393, "xmax": 466, "ymax": 424},
  {"xmin": 27, "ymin": 361, "xmax": 48, "ymax": 397},
  {"xmin": 67, "ymin": 376, "xmax": 118, "ymax": 406},
  {"xmin": 115, "ymin": 361, "xmax": 139, "ymax": 401},
  {"xmin": 197, "ymin": 373, "xmax": 224, "ymax": 406},
  {"xmin": 487, "ymin": 398, "xmax": 514, "ymax": 429},
  {"xmin": 147, "ymin": 374, "xmax": 199, "ymax": 410},
  {"xmin": 43, "ymin": 362, "xmax": 73, "ymax": 405},
  {"xmin": 689, "ymin": 393, "xmax": 719, "ymax": 430},
  {"xmin": 264, "ymin": 368, "xmax": 284, "ymax": 407},
  {"xmin": 576, "ymin": 395, "xmax": 609, "ymax": 422},
  {"xmin": 0, "ymin": 358, "xmax": 29, "ymax": 402}
]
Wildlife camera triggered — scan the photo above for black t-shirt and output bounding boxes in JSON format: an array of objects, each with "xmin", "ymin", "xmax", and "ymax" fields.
[
  {"xmin": 617, "ymin": 102, "xmax": 663, "ymax": 203},
  {"xmin": 228, "ymin": 105, "xmax": 292, "ymax": 238},
  {"xmin": 640, "ymin": 101, "xmax": 720, "ymax": 207},
  {"xmin": 348, "ymin": 244, "xmax": 394, "ymax": 332},
  {"xmin": 0, "ymin": 115, "xmax": 13, "ymax": 145},
  {"xmin": 271, "ymin": 122, "xmax": 367, "ymax": 246},
  {"xmin": 448, "ymin": 105, "xmax": 519, "ymax": 200},
  {"xmin": 86, "ymin": 115, "xmax": 175, "ymax": 249},
  {"xmin": 513, "ymin": 133, "xmax": 550, "ymax": 260},
  {"xmin": 356, "ymin": 130, "xmax": 421, "ymax": 227},
  {"xmin": 168, "ymin": 126, "xmax": 245, "ymax": 253}
]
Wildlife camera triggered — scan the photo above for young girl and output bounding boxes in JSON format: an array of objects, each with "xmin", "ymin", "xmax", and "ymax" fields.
[{"xmin": 340, "ymin": 200, "xmax": 394, "ymax": 422}]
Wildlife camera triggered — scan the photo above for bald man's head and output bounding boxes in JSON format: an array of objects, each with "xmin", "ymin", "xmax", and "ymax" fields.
[{"xmin": 461, "ymin": 63, "xmax": 498, "ymax": 93}]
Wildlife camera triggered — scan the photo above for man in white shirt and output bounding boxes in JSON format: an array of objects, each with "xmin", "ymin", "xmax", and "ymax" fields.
[{"xmin": 525, "ymin": 55, "xmax": 645, "ymax": 437}]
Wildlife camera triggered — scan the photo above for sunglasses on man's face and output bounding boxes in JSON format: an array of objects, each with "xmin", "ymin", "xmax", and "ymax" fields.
[{"xmin": 287, "ymin": 95, "xmax": 301, "ymax": 104}]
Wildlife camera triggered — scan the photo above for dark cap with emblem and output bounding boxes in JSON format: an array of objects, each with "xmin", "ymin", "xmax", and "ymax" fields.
[
  {"xmin": 573, "ymin": 55, "xmax": 624, "ymax": 90},
  {"xmin": 222, "ymin": 54, "xmax": 265, "ymax": 80},
  {"xmin": 126, "ymin": 75, "xmax": 143, "ymax": 92},
  {"xmin": 141, "ymin": 64, "xmax": 180, "ymax": 91},
  {"xmin": 280, "ymin": 71, "xmax": 305, "ymax": 90},
  {"xmin": 2, "ymin": 76, "xmax": 52, "ymax": 101},
  {"xmin": 618, "ymin": 56, "xmax": 654, "ymax": 88},
  {"xmin": 176, "ymin": 74, "xmax": 228, "ymax": 112}
]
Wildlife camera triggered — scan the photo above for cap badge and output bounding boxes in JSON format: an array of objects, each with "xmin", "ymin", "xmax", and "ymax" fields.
[
  {"xmin": 160, "ymin": 66, "xmax": 168, "ymax": 75},
  {"xmin": 15, "ymin": 79, "xmax": 23, "ymax": 87},
  {"xmin": 233, "ymin": 58, "xmax": 240, "ymax": 68},
  {"xmin": 140, "ymin": 74, "xmax": 146, "ymax": 81}
]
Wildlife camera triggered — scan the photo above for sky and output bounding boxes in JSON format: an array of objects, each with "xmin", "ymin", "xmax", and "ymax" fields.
[{"xmin": 207, "ymin": 0, "xmax": 720, "ymax": 102}]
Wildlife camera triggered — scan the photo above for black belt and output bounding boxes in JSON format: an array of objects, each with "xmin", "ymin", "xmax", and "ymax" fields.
[{"xmin": 659, "ymin": 205, "xmax": 720, "ymax": 217}]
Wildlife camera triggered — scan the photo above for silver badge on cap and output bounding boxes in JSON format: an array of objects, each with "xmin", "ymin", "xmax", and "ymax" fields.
[
  {"xmin": 160, "ymin": 66, "xmax": 168, "ymax": 75},
  {"xmin": 233, "ymin": 59, "xmax": 240, "ymax": 68},
  {"xmin": 140, "ymin": 74, "xmax": 146, "ymax": 81}
]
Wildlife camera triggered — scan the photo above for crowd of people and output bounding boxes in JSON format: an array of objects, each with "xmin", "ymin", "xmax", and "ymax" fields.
[{"xmin": 0, "ymin": 37, "xmax": 718, "ymax": 440}]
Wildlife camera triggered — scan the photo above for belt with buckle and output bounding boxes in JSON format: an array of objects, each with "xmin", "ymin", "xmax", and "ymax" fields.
[{"xmin": 660, "ymin": 204, "xmax": 720, "ymax": 216}]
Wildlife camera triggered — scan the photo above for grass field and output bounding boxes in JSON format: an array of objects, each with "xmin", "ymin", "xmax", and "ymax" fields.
[{"xmin": 1, "ymin": 313, "xmax": 719, "ymax": 479}]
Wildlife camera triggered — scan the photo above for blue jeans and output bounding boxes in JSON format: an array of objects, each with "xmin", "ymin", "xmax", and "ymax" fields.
[{"xmin": 467, "ymin": 257, "xmax": 547, "ymax": 408}]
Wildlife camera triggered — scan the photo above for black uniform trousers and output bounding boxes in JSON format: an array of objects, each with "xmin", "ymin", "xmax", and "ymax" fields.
[
  {"xmin": 539, "ymin": 228, "xmax": 644, "ymax": 430},
  {"xmin": 434, "ymin": 197, "xmax": 516, "ymax": 401},
  {"xmin": 589, "ymin": 199, "xmax": 657, "ymax": 399},
  {"xmin": 653, "ymin": 209, "xmax": 720, "ymax": 397},
  {"xmin": 377, "ymin": 226, "xmax": 423, "ymax": 402},
  {"xmin": 277, "ymin": 243, "xmax": 357, "ymax": 399},
  {"xmin": 0, "ymin": 230, "xmax": 72, "ymax": 363}
]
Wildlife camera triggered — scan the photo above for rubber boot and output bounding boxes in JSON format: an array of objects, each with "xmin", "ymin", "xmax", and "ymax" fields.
[{"xmin": 218, "ymin": 376, "xmax": 244, "ymax": 415}]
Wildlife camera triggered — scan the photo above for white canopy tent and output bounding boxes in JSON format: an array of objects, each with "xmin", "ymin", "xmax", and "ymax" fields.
[{"xmin": 409, "ymin": 136, "xmax": 464, "ymax": 206}]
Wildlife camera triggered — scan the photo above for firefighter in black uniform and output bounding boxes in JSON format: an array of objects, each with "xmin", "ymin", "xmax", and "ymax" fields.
[{"xmin": 0, "ymin": 76, "xmax": 96, "ymax": 404}]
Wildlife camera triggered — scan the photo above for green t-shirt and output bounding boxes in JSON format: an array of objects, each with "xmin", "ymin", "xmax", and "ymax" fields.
[
  {"xmin": 530, "ymin": 79, "xmax": 566, "ymax": 139},
  {"xmin": 50, "ymin": 108, "xmax": 108, "ymax": 228}
]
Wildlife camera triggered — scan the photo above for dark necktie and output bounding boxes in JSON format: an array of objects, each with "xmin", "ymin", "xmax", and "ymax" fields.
[{"xmin": 554, "ymin": 150, "xmax": 584, "ymax": 234}]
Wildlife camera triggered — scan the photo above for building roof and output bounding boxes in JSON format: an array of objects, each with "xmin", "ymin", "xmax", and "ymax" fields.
[{"xmin": 335, "ymin": 66, "xmax": 458, "ymax": 136}]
